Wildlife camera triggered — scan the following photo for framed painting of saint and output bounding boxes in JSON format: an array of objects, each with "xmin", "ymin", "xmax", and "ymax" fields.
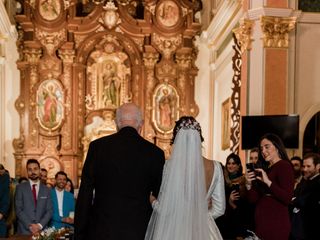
[
  {"xmin": 39, "ymin": 0, "xmax": 61, "ymax": 21},
  {"xmin": 37, "ymin": 79, "xmax": 64, "ymax": 131},
  {"xmin": 156, "ymin": 0, "xmax": 180, "ymax": 27},
  {"xmin": 221, "ymin": 98, "xmax": 231, "ymax": 150},
  {"xmin": 153, "ymin": 84, "xmax": 179, "ymax": 133}
]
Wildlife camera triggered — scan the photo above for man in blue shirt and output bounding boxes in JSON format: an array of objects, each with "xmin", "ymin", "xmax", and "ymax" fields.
[{"xmin": 50, "ymin": 171, "xmax": 75, "ymax": 229}]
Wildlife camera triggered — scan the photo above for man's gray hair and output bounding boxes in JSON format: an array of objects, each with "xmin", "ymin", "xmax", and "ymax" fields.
[{"xmin": 116, "ymin": 104, "xmax": 143, "ymax": 129}]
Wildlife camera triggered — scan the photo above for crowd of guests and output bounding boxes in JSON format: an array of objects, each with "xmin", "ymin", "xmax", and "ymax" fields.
[
  {"xmin": 0, "ymin": 103, "xmax": 319, "ymax": 240},
  {"xmin": 0, "ymin": 160, "xmax": 76, "ymax": 238}
]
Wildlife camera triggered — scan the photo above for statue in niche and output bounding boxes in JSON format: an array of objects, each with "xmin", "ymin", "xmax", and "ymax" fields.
[
  {"xmin": 102, "ymin": 61, "xmax": 121, "ymax": 107},
  {"xmin": 87, "ymin": 43, "xmax": 131, "ymax": 110}
]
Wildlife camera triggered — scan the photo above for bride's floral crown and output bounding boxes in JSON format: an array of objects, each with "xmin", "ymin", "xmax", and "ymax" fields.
[{"xmin": 171, "ymin": 116, "xmax": 204, "ymax": 144}]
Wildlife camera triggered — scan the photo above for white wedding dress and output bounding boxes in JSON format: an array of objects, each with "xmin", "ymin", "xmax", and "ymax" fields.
[
  {"xmin": 207, "ymin": 160, "xmax": 225, "ymax": 240},
  {"xmin": 145, "ymin": 129, "xmax": 224, "ymax": 240}
]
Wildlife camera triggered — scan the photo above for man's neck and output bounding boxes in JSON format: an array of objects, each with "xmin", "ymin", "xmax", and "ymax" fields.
[
  {"xmin": 55, "ymin": 187, "xmax": 64, "ymax": 192},
  {"xmin": 29, "ymin": 179, "xmax": 40, "ymax": 184}
]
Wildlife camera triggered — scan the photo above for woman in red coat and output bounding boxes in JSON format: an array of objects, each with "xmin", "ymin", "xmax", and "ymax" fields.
[{"xmin": 246, "ymin": 133, "xmax": 294, "ymax": 240}]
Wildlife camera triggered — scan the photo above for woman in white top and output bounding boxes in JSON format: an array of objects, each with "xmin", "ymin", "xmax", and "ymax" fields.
[{"xmin": 145, "ymin": 116, "xmax": 225, "ymax": 240}]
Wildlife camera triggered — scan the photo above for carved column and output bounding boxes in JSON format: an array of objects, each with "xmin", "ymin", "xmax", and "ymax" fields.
[
  {"xmin": 25, "ymin": 47, "xmax": 42, "ymax": 150},
  {"xmin": 176, "ymin": 50, "xmax": 192, "ymax": 116},
  {"xmin": 143, "ymin": 51, "xmax": 159, "ymax": 142},
  {"xmin": 260, "ymin": 16, "xmax": 297, "ymax": 114},
  {"xmin": 229, "ymin": 18, "xmax": 254, "ymax": 153},
  {"xmin": 58, "ymin": 49, "xmax": 75, "ymax": 152}
]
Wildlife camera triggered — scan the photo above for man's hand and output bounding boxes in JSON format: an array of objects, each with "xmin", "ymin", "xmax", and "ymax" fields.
[
  {"xmin": 62, "ymin": 217, "xmax": 74, "ymax": 224},
  {"xmin": 149, "ymin": 192, "xmax": 157, "ymax": 205},
  {"xmin": 0, "ymin": 213, "xmax": 3, "ymax": 220},
  {"xmin": 29, "ymin": 223, "xmax": 41, "ymax": 234}
]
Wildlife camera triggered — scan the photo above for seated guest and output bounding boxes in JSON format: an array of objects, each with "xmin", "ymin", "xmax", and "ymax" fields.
[
  {"xmin": 50, "ymin": 171, "xmax": 75, "ymax": 229},
  {"xmin": 65, "ymin": 177, "xmax": 74, "ymax": 194},
  {"xmin": 40, "ymin": 168, "xmax": 48, "ymax": 185},
  {"xmin": 15, "ymin": 159, "xmax": 53, "ymax": 235}
]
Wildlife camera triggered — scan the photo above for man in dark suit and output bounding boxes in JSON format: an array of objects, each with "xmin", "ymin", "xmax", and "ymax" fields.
[
  {"xmin": 15, "ymin": 159, "xmax": 53, "ymax": 235},
  {"xmin": 74, "ymin": 103, "xmax": 165, "ymax": 240},
  {"xmin": 0, "ymin": 164, "xmax": 10, "ymax": 237},
  {"xmin": 291, "ymin": 153, "xmax": 320, "ymax": 240}
]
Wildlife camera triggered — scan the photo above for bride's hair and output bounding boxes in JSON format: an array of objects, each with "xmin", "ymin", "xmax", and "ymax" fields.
[{"xmin": 171, "ymin": 116, "xmax": 204, "ymax": 144}]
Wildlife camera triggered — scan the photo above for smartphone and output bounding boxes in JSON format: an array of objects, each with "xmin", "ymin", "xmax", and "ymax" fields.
[
  {"xmin": 231, "ymin": 184, "xmax": 240, "ymax": 192},
  {"xmin": 246, "ymin": 163, "xmax": 255, "ymax": 172}
]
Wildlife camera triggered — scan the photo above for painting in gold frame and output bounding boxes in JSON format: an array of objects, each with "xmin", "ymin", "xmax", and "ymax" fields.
[{"xmin": 221, "ymin": 98, "xmax": 231, "ymax": 150}]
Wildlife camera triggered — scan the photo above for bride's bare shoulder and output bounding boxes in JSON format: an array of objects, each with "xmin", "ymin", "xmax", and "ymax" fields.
[{"xmin": 203, "ymin": 157, "xmax": 214, "ymax": 171}]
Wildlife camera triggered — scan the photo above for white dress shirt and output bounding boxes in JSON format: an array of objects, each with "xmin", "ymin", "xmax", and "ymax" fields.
[{"xmin": 55, "ymin": 188, "xmax": 64, "ymax": 217}]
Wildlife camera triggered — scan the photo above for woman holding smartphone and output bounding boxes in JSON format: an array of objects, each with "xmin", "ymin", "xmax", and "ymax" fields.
[
  {"xmin": 245, "ymin": 133, "xmax": 294, "ymax": 240},
  {"xmin": 216, "ymin": 153, "xmax": 254, "ymax": 239}
]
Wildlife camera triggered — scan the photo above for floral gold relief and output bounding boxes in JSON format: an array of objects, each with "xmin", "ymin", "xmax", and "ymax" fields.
[{"xmin": 260, "ymin": 16, "xmax": 297, "ymax": 48}]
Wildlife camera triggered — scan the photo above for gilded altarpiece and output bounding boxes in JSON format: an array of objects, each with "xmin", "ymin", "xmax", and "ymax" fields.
[{"xmin": 14, "ymin": 0, "xmax": 201, "ymax": 185}]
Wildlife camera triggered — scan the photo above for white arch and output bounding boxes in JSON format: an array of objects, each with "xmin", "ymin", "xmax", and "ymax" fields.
[{"xmin": 298, "ymin": 104, "xmax": 320, "ymax": 156}]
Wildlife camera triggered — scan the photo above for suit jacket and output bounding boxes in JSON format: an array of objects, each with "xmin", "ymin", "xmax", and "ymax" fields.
[
  {"xmin": 50, "ymin": 188, "xmax": 75, "ymax": 229},
  {"xmin": 0, "ymin": 173, "xmax": 10, "ymax": 237},
  {"xmin": 294, "ymin": 174, "xmax": 320, "ymax": 240},
  {"xmin": 0, "ymin": 173, "xmax": 10, "ymax": 217},
  {"xmin": 74, "ymin": 127, "xmax": 165, "ymax": 240},
  {"xmin": 15, "ymin": 181, "xmax": 53, "ymax": 234}
]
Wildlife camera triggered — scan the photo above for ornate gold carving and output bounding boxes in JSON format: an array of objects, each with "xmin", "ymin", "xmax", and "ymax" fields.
[
  {"xmin": 74, "ymin": 35, "xmax": 87, "ymax": 49},
  {"xmin": 152, "ymin": 33, "xmax": 182, "ymax": 59},
  {"xmin": 143, "ymin": 52, "xmax": 159, "ymax": 69},
  {"xmin": 260, "ymin": 16, "xmax": 296, "ymax": 48},
  {"xmin": 82, "ymin": 110, "xmax": 117, "ymax": 160},
  {"xmin": 35, "ymin": 28, "xmax": 67, "ymax": 55},
  {"xmin": 233, "ymin": 18, "xmax": 254, "ymax": 53},
  {"xmin": 23, "ymin": 48, "xmax": 42, "ymax": 64},
  {"xmin": 59, "ymin": 49, "xmax": 75, "ymax": 63},
  {"xmin": 176, "ymin": 53, "xmax": 192, "ymax": 69},
  {"xmin": 100, "ymin": 1, "xmax": 121, "ymax": 30}
]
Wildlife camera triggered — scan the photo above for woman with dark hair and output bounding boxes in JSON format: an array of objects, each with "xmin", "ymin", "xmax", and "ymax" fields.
[
  {"xmin": 65, "ymin": 177, "xmax": 74, "ymax": 194},
  {"xmin": 216, "ymin": 153, "xmax": 254, "ymax": 239},
  {"xmin": 145, "ymin": 116, "xmax": 224, "ymax": 240},
  {"xmin": 246, "ymin": 133, "xmax": 294, "ymax": 240}
]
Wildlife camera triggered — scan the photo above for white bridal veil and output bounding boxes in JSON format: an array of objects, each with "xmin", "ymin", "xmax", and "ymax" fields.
[{"xmin": 145, "ymin": 128, "xmax": 210, "ymax": 240}]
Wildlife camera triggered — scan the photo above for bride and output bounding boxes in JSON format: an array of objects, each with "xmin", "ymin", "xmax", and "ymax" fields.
[{"xmin": 145, "ymin": 116, "xmax": 224, "ymax": 240}]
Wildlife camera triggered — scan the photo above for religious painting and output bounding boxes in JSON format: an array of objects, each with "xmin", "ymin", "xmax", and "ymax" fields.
[
  {"xmin": 39, "ymin": 0, "xmax": 61, "ymax": 21},
  {"xmin": 153, "ymin": 84, "xmax": 179, "ymax": 133},
  {"xmin": 156, "ymin": 0, "xmax": 180, "ymax": 27},
  {"xmin": 37, "ymin": 79, "xmax": 64, "ymax": 131},
  {"xmin": 221, "ymin": 98, "xmax": 231, "ymax": 150}
]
